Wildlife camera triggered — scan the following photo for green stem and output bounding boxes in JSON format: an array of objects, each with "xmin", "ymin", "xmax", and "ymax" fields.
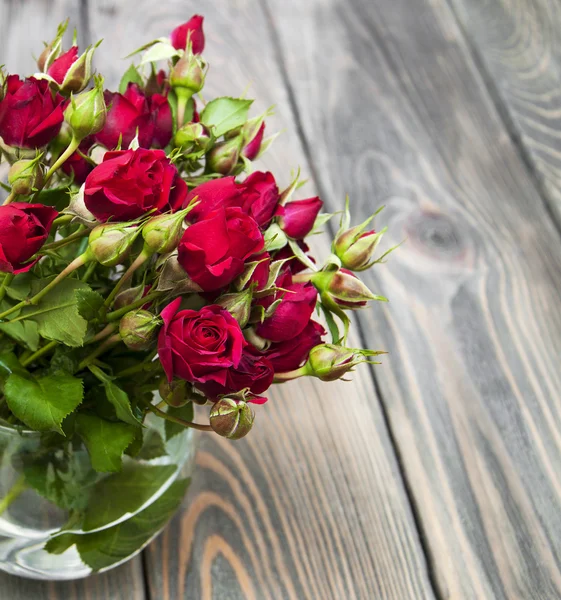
[
  {"xmin": 82, "ymin": 261, "xmax": 97, "ymax": 283},
  {"xmin": 52, "ymin": 214, "xmax": 73, "ymax": 229},
  {"xmin": 272, "ymin": 367, "xmax": 308, "ymax": 383},
  {"xmin": 0, "ymin": 274, "xmax": 14, "ymax": 303},
  {"xmin": 21, "ymin": 340, "xmax": 58, "ymax": 367},
  {"xmin": 3, "ymin": 191, "xmax": 16, "ymax": 205},
  {"xmin": 0, "ymin": 475, "xmax": 28, "ymax": 517},
  {"xmin": 42, "ymin": 228, "xmax": 88, "ymax": 251},
  {"xmin": 116, "ymin": 359, "xmax": 161, "ymax": 379},
  {"xmin": 106, "ymin": 290, "xmax": 161, "ymax": 322},
  {"xmin": 143, "ymin": 399, "xmax": 212, "ymax": 432},
  {"xmin": 43, "ymin": 136, "xmax": 81, "ymax": 186},
  {"xmin": 77, "ymin": 334, "xmax": 121, "ymax": 371},
  {"xmin": 104, "ymin": 248, "xmax": 152, "ymax": 309},
  {"xmin": 0, "ymin": 253, "xmax": 90, "ymax": 322},
  {"xmin": 86, "ymin": 323, "xmax": 118, "ymax": 345}
]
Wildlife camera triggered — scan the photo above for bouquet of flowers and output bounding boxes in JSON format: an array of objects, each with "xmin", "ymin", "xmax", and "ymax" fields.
[{"xmin": 0, "ymin": 15, "xmax": 394, "ymax": 578}]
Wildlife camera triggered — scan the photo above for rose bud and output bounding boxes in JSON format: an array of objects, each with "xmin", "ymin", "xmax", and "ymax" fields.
[
  {"xmin": 334, "ymin": 227, "xmax": 385, "ymax": 271},
  {"xmin": 174, "ymin": 122, "xmax": 210, "ymax": 154},
  {"xmin": 215, "ymin": 288, "xmax": 253, "ymax": 328},
  {"xmin": 209, "ymin": 397, "xmax": 254, "ymax": 440},
  {"xmin": 304, "ymin": 344, "xmax": 384, "ymax": 382},
  {"xmin": 312, "ymin": 268, "xmax": 383, "ymax": 310},
  {"xmin": 8, "ymin": 156, "xmax": 44, "ymax": 196},
  {"xmin": 64, "ymin": 76, "xmax": 107, "ymax": 141},
  {"xmin": 170, "ymin": 53, "xmax": 206, "ymax": 96},
  {"xmin": 87, "ymin": 222, "xmax": 140, "ymax": 266},
  {"xmin": 159, "ymin": 379, "xmax": 190, "ymax": 408},
  {"xmin": 170, "ymin": 15, "xmax": 205, "ymax": 53},
  {"xmin": 47, "ymin": 43, "xmax": 99, "ymax": 94},
  {"xmin": 178, "ymin": 207, "xmax": 264, "ymax": 292},
  {"xmin": 276, "ymin": 197, "xmax": 323, "ymax": 239},
  {"xmin": 206, "ymin": 137, "xmax": 242, "ymax": 175},
  {"xmin": 113, "ymin": 283, "xmax": 147, "ymax": 310},
  {"xmin": 119, "ymin": 309, "xmax": 161, "ymax": 351},
  {"xmin": 0, "ymin": 203, "xmax": 58, "ymax": 274},
  {"xmin": 84, "ymin": 148, "xmax": 187, "ymax": 222},
  {"xmin": 142, "ymin": 206, "xmax": 192, "ymax": 254},
  {"xmin": 264, "ymin": 320, "xmax": 325, "ymax": 372},
  {"xmin": 0, "ymin": 76, "xmax": 65, "ymax": 148},
  {"xmin": 242, "ymin": 118, "xmax": 265, "ymax": 160}
]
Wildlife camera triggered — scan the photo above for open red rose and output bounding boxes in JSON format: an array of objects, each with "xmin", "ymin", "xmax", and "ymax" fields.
[
  {"xmin": 170, "ymin": 15, "xmax": 205, "ymax": 53},
  {"xmin": 197, "ymin": 345, "xmax": 274, "ymax": 403},
  {"xmin": 178, "ymin": 206, "xmax": 264, "ymax": 291},
  {"xmin": 276, "ymin": 196, "xmax": 323, "ymax": 239},
  {"xmin": 0, "ymin": 76, "xmax": 65, "ymax": 148},
  {"xmin": 264, "ymin": 320, "xmax": 325, "ymax": 372},
  {"xmin": 256, "ymin": 270, "xmax": 318, "ymax": 342},
  {"xmin": 47, "ymin": 46, "xmax": 79, "ymax": 84},
  {"xmin": 0, "ymin": 203, "xmax": 58, "ymax": 274},
  {"xmin": 185, "ymin": 177, "xmax": 242, "ymax": 222},
  {"xmin": 238, "ymin": 171, "xmax": 279, "ymax": 227},
  {"xmin": 84, "ymin": 148, "xmax": 187, "ymax": 222},
  {"xmin": 158, "ymin": 299, "xmax": 246, "ymax": 386},
  {"xmin": 94, "ymin": 83, "xmax": 173, "ymax": 150}
]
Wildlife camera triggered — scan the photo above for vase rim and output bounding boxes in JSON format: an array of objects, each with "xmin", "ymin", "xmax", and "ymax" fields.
[{"xmin": 0, "ymin": 419, "xmax": 40, "ymax": 437}]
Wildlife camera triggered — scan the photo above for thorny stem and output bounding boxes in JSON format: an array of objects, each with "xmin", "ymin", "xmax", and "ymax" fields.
[{"xmin": 143, "ymin": 399, "xmax": 212, "ymax": 432}]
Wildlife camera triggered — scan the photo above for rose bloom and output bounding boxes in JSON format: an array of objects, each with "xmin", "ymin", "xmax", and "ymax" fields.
[
  {"xmin": 184, "ymin": 177, "xmax": 242, "ymax": 222},
  {"xmin": 0, "ymin": 76, "xmax": 65, "ymax": 148},
  {"xmin": 84, "ymin": 148, "xmax": 187, "ymax": 222},
  {"xmin": 238, "ymin": 171, "xmax": 279, "ymax": 227},
  {"xmin": 94, "ymin": 83, "xmax": 173, "ymax": 150},
  {"xmin": 170, "ymin": 15, "xmax": 205, "ymax": 53},
  {"xmin": 178, "ymin": 206, "xmax": 264, "ymax": 291},
  {"xmin": 256, "ymin": 270, "xmax": 318, "ymax": 342},
  {"xmin": 0, "ymin": 203, "xmax": 58, "ymax": 274},
  {"xmin": 264, "ymin": 320, "xmax": 325, "ymax": 372},
  {"xmin": 158, "ymin": 299, "xmax": 245, "ymax": 387},
  {"xmin": 197, "ymin": 345, "xmax": 274, "ymax": 403}
]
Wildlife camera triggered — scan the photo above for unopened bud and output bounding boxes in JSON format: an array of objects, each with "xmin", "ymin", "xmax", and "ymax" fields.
[
  {"xmin": 64, "ymin": 76, "xmax": 107, "ymax": 140},
  {"xmin": 209, "ymin": 397, "xmax": 254, "ymax": 440},
  {"xmin": 305, "ymin": 344, "xmax": 384, "ymax": 381},
  {"xmin": 277, "ymin": 197, "xmax": 323, "ymax": 240},
  {"xmin": 215, "ymin": 289, "xmax": 252, "ymax": 328},
  {"xmin": 334, "ymin": 227, "xmax": 384, "ymax": 271},
  {"xmin": 206, "ymin": 137, "xmax": 242, "ymax": 175},
  {"xmin": 87, "ymin": 222, "xmax": 140, "ymax": 266},
  {"xmin": 119, "ymin": 309, "xmax": 161, "ymax": 351},
  {"xmin": 37, "ymin": 20, "xmax": 67, "ymax": 73},
  {"xmin": 173, "ymin": 122, "xmax": 210, "ymax": 153},
  {"xmin": 312, "ymin": 268, "xmax": 383, "ymax": 310},
  {"xmin": 53, "ymin": 43, "xmax": 99, "ymax": 94},
  {"xmin": 170, "ymin": 53, "xmax": 206, "ymax": 95},
  {"xmin": 159, "ymin": 379, "xmax": 189, "ymax": 407},
  {"xmin": 114, "ymin": 283, "xmax": 147, "ymax": 310},
  {"xmin": 142, "ymin": 207, "xmax": 191, "ymax": 254},
  {"xmin": 8, "ymin": 156, "xmax": 44, "ymax": 195},
  {"xmin": 242, "ymin": 117, "xmax": 265, "ymax": 160}
]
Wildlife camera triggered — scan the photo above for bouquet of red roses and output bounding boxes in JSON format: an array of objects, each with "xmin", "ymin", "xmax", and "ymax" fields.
[{"xmin": 0, "ymin": 16, "xmax": 394, "ymax": 576}]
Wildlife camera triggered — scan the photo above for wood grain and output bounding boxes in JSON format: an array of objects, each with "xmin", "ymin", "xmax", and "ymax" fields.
[
  {"xmin": 87, "ymin": 1, "xmax": 435, "ymax": 598},
  {"xmin": 447, "ymin": 0, "xmax": 561, "ymax": 227},
  {"xmin": 0, "ymin": 1, "xmax": 145, "ymax": 597},
  {"xmin": 266, "ymin": 0, "xmax": 561, "ymax": 598}
]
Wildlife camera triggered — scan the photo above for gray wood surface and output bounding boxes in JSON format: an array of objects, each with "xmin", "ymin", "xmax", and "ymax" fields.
[
  {"xmin": 448, "ymin": 0, "xmax": 561, "ymax": 227},
  {"xmin": 266, "ymin": 0, "xmax": 561, "ymax": 597}
]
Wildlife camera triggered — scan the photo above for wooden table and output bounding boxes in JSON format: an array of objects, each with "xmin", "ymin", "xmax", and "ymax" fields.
[{"xmin": 1, "ymin": 0, "xmax": 561, "ymax": 597}]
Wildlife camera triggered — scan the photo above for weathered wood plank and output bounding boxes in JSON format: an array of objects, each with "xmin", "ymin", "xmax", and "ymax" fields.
[
  {"xmin": 0, "ymin": 1, "xmax": 145, "ymax": 597},
  {"xmin": 87, "ymin": 1, "xmax": 435, "ymax": 598},
  {"xmin": 266, "ymin": 0, "xmax": 561, "ymax": 598},
  {"xmin": 447, "ymin": 0, "xmax": 561, "ymax": 227}
]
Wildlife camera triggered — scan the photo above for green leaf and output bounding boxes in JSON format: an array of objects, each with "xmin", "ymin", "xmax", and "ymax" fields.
[
  {"xmin": 23, "ymin": 447, "xmax": 97, "ymax": 511},
  {"xmin": 165, "ymin": 402, "xmax": 194, "ymax": 441},
  {"xmin": 36, "ymin": 187, "xmax": 72, "ymax": 211},
  {"xmin": 5, "ymin": 272, "xmax": 34, "ymax": 301},
  {"xmin": 119, "ymin": 64, "xmax": 143, "ymax": 94},
  {"xmin": 200, "ymin": 97, "xmax": 253, "ymax": 138},
  {"xmin": 5, "ymin": 372, "xmax": 83, "ymax": 434},
  {"xmin": 0, "ymin": 317, "xmax": 39, "ymax": 351},
  {"xmin": 82, "ymin": 462, "xmax": 177, "ymax": 531},
  {"xmin": 46, "ymin": 478, "xmax": 189, "ymax": 570},
  {"xmin": 75, "ymin": 288, "xmax": 104, "ymax": 322},
  {"xmin": 19, "ymin": 278, "xmax": 91, "ymax": 347},
  {"xmin": 75, "ymin": 414, "xmax": 137, "ymax": 473},
  {"xmin": 137, "ymin": 429, "xmax": 167, "ymax": 460},
  {"xmin": 0, "ymin": 352, "xmax": 26, "ymax": 392},
  {"xmin": 89, "ymin": 365, "xmax": 142, "ymax": 426},
  {"xmin": 139, "ymin": 41, "xmax": 180, "ymax": 65}
]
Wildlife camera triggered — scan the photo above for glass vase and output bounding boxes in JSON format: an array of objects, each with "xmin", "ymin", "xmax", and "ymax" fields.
[{"xmin": 0, "ymin": 413, "xmax": 197, "ymax": 581}]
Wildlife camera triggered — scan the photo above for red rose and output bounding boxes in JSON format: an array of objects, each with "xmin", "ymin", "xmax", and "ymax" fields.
[
  {"xmin": 84, "ymin": 148, "xmax": 187, "ymax": 222},
  {"xmin": 158, "ymin": 299, "xmax": 245, "ymax": 387},
  {"xmin": 247, "ymin": 252, "xmax": 271, "ymax": 290},
  {"xmin": 256, "ymin": 270, "xmax": 318, "ymax": 342},
  {"xmin": 94, "ymin": 83, "xmax": 172, "ymax": 150},
  {"xmin": 197, "ymin": 345, "xmax": 274, "ymax": 403},
  {"xmin": 243, "ymin": 121, "xmax": 265, "ymax": 160},
  {"xmin": 170, "ymin": 15, "xmax": 205, "ymax": 53},
  {"xmin": 264, "ymin": 320, "xmax": 325, "ymax": 372},
  {"xmin": 178, "ymin": 207, "xmax": 264, "ymax": 291},
  {"xmin": 276, "ymin": 196, "xmax": 323, "ymax": 239},
  {"xmin": 0, "ymin": 76, "xmax": 65, "ymax": 148},
  {"xmin": 47, "ymin": 46, "xmax": 79, "ymax": 84},
  {"xmin": 185, "ymin": 177, "xmax": 242, "ymax": 222},
  {"xmin": 61, "ymin": 138, "xmax": 94, "ymax": 184},
  {"xmin": 0, "ymin": 203, "xmax": 58, "ymax": 274},
  {"xmin": 238, "ymin": 171, "xmax": 279, "ymax": 227}
]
